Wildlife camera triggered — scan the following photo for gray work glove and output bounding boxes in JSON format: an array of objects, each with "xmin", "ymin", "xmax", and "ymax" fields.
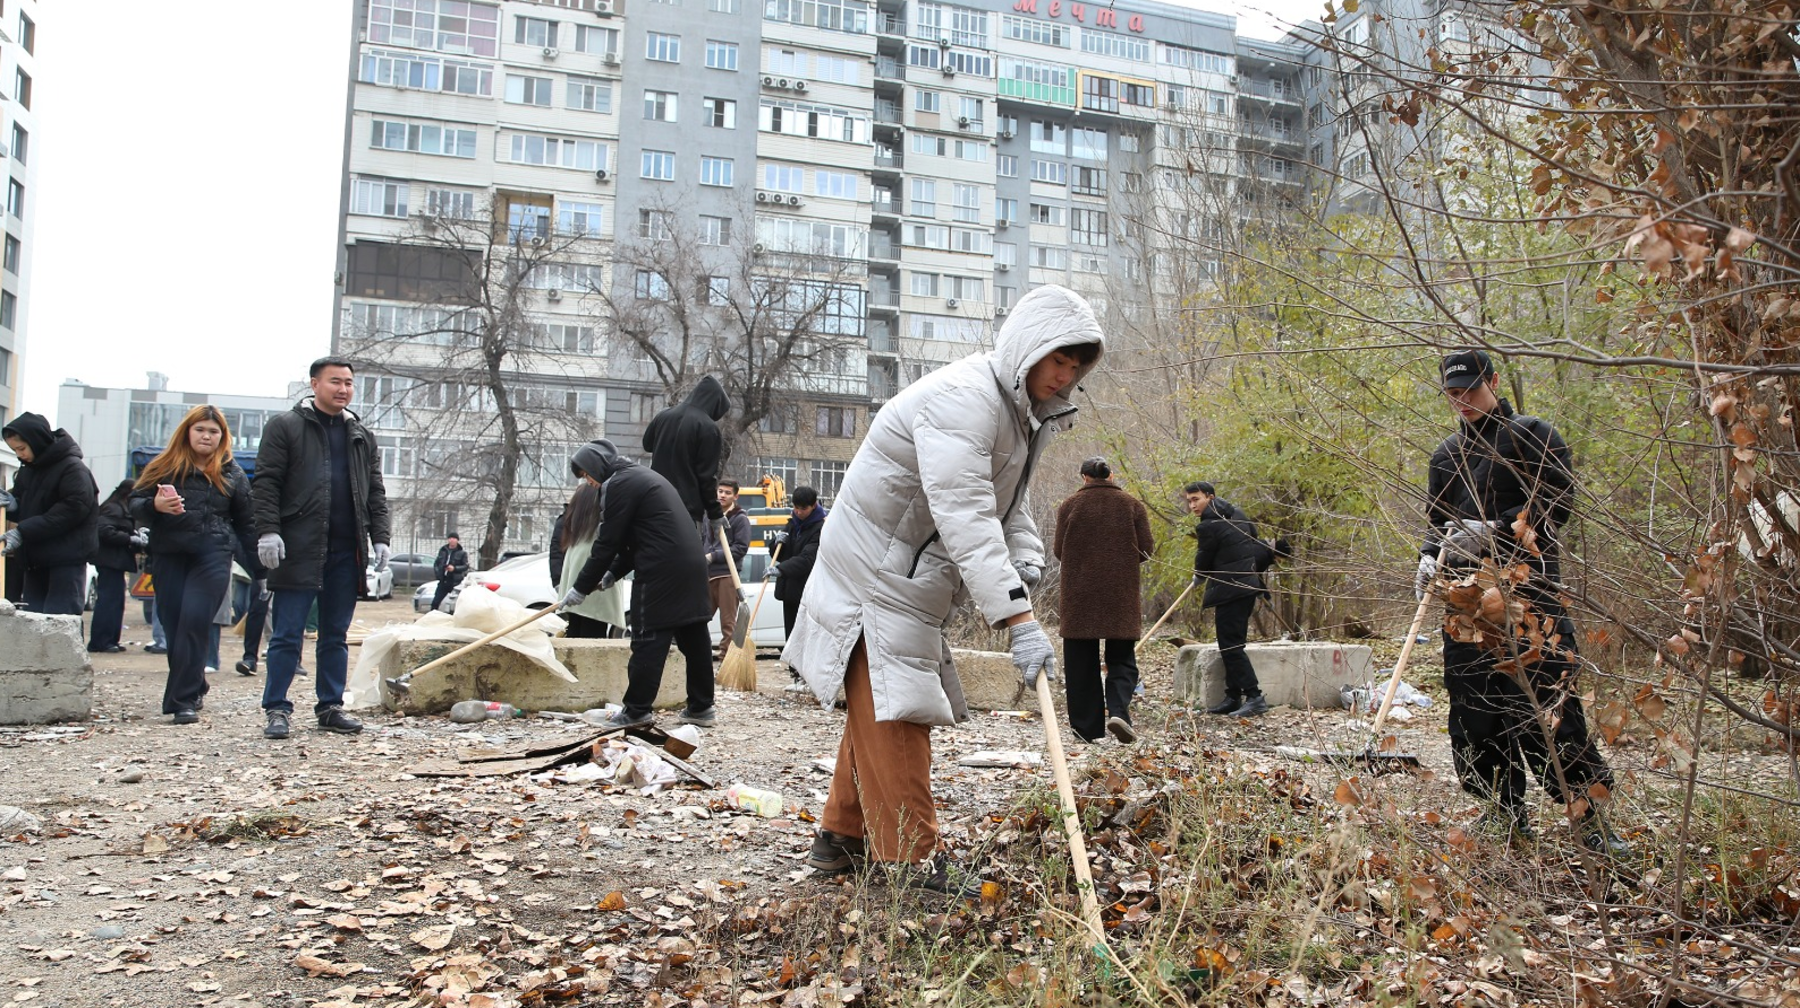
[
  {"xmin": 708, "ymin": 515, "xmax": 727, "ymax": 541},
  {"xmin": 1414, "ymin": 553, "xmax": 1438, "ymax": 600},
  {"xmin": 599, "ymin": 572, "xmax": 617, "ymax": 592},
  {"xmin": 769, "ymin": 529, "xmax": 789, "ymax": 544},
  {"xmin": 1442, "ymin": 519, "xmax": 1500, "ymax": 564},
  {"xmin": 257, "ymin": 533, "xmax": 286, "ymax": 570},
  {"xmin": 1009, "ymin": 619, "xmax": 1057, "ymax": 687},
  {"xmin": 560, "ymin": 588, "xmax": 587, "ymax": 608},
  {"xmin": 1012, "ymin": 560, "xmax": 1042, "ymax": 588},
  {"xmin": 1, "ymin": 528, "xmax": 19, "ymax": 556},
  {"xmin": 129, "ymin": 529, "xmax": 150, "ymax": 550},
  {"xmin": 372, "ymin": 543, "xmax": 392, "ymax": 572},
  {"xmin": 0, "ymin": 489, "xmax": 14, "ymax": 510}
]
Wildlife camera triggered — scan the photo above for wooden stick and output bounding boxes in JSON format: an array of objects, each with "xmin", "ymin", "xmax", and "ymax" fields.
[
  {"xmin": 404, "ymin": 604, "xmax": 564, "ymax": 681},
  {"xmin": 1370, "ymin": 545, "xmax": 1450, "ymax": 738},
  {"xmin": 1134, "ymin": 581, "xmax": 1194, "ymax": 655},
  {"xmin": 1035, "ymin": 673, "xmax": 1107, "ymax": 949},
  {"xmin": 738, "ymin": 542, "xmax": 781, "ymax": 648}
]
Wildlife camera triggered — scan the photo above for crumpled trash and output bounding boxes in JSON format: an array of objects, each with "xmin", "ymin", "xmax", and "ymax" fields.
[
  {"xmin": 1341, "ymin": 674, "xmax": 1434, "ymax": 713},
  {"xmin": 957, "ymin": 750, "xmax": 1046, "ymax": 768},
  {"xmin": 594, "ymin": 739, "xmax": 679, "ymax": 793},
  {"xmin": 0, "ymin": 806, "xmax": 42, "ymax": 834}
]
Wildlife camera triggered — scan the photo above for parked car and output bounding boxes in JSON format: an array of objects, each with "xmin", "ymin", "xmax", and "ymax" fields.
[
  {"xmin": 716, "ymin": 548, "xmax": 786, "ymax": 650},
  {"xmin": 413, "ymin": 581, "xmax": 439, "ymax": 613},
  {"xmin": 363, "ymin": 565, "xmax": 394, "ymax": 601},
  {"xmin": 385, "ymin": 552, "xmax": 436, "ymax": 588}
]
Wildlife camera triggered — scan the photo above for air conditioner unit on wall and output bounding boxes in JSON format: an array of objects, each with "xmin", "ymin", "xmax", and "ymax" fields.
[
  {"xmin": 603, "ymin": 52, "xmax": 620, "ymax": 65},
  {"xmin": 548, "ymin": 288, "xmax": 564, "ymax": 301},
  {"xmin": 998, "ymin": 129, "xmax": 1015, "ymax": 139},
  {"xmin": 595, "ymin": 0, "xmax": 615, "ymax": 16},
  {"xmin": 957, "ymin": 116, "xmax": 970, "ymax": 128},
  {"xmin": 543, "ymin": 47, "xmax": 559, "ymax": 59},
  {"xmin": 756, "ymin": 191, "xmax": 771, "ymax": 202},
  {"xmin": 794, "ymin": 80, "xmax": 808, "ymax": 92},
  {"xmin": 942, "ymin": 67, "xmax": 956, "ymax": 77},
  {"xmin": 786, "ymin": 194, "xmax": 802, "ymax": 206},
  {"xmin": 763, "ymin": 75, "xmax": 776, "ymax": 87},
  {"xmin": 996, "ymin": 262, "xmax": 1009, "ymax": 271},
  {"xmin": 995, "ymin": 305, "xmax": 1008, "ymax": 315},
  {"xmin": 752, "ymin": 242, "xmax": 767, "ymax": 254},
  {"xmin": 778, "ymin": 78, "xmax": 790, "ymax": 89},
  {"xmin": 938, "ymin": 36, "xmax": 951, "ymax": 47},
  {"xmin": 595, "ymin": 168, "xmax": 610, "ymax": 182},
  {"xmin": 945, "ymin": 297, "xmax": 959, "ymax": 308}
]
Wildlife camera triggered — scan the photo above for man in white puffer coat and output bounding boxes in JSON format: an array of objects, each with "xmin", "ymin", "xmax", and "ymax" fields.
[{"xmin": 784, "ymin": 284, "xmax": 1104, "ymax": 893}]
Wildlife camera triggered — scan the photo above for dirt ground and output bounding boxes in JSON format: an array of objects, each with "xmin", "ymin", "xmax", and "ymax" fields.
[{"xmin": 3, "ymin": 598, "xmax": 1674, "ymax": 1008}]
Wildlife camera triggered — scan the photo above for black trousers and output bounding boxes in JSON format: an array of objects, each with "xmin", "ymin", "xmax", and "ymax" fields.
[
  {"xmin": 152, "ymin": 550, "xmax": 233, "ymax": 714},
  {"xmin": 22, "ymin": 563, "xmax": 86, "ymax": 616},
  {"xmin": 622, "ymin": 620, "xmax": 714, "ymax": 718},
  {"xmin": 1062, "ymin": 637, "xmax": 1138, "ymax": 741},
  {"xmin": 1443, "ymin": 599, "xmax": 1613, "ymax": 810},
  {"xmin": 782, "ymin": 594, "xmax": 803, "ymax": 637},
  {"xmin": 1212, "ymin": 596, "xmax": 1261, "ymax": 698},
  {"xmin": 240, "ymin": 580, "xmax": 270, "ymax": 663},
  {"xmin": 431, "ymin": 574, "xmax": 464, "ymax": 612},
  {"xmin": 565, "ymin": 613, "xmax": 615, "ymax": 638},
  {"xmin": 88, "ymin": 566, "xmax": 130, "ymax": 650}
]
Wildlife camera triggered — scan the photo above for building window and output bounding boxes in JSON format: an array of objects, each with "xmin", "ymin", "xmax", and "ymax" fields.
[
  {"xmin": 754, "ymin": 458, "xmax": 799, "ymax": 496},
  {"xmin": 9, "ymin": 125, "xmax": 26, "ymax": 166},
  {"xmin": 559, "ymin": 201, "xmax": 605, "ymax": 236},
  {"xmin": 1071, "ymin": 208, "xmax": 1108, "ymax": 246},
  {"xmin": 958, "ymin": 96, "xmax": 983, "ymax": 124},
  {"xmin": 638, "ymin": 209, "xmax": 674, "ymax": 239},
  {"xmin": 763, "ymin": 0, "xmax": 870, "ymax": 34},
  {"xmin": 573, "ymin": 24, "xmax": 620, "ymax": 55},
  {"xmin": 1071, "ymin": 127, "xmax": 1107, "ymax": 160},
  {"xmin": 763, "ymin": 163, "xmax": 805, "ymax": 192},
  {"xmin": 0, "ymin": 347, "xmax": 10, "ymax": 384},
  {"xmin": 644, "ymin": 89, "xmax": 679, "ymax": 122},
  {"xmin": 700, "ymin": 156, "xmax": 735, "ymax": 187},
  {"xmin": 947, "ymin": 275, "xmax": 984, "ymax": 300},
  {"xmin": 567, "ymin": 76, "xmax": 613, "ymax": 113},
  {"xmin": 702, "ymin": 275, "xmax": 732, "ymax": 305},
  {"xmin": 910, "ymin": 271, "xmax": 939, "ymax": 297},
  {"xmin": 6, "ymin": 180, "xmax": 23, "ymax": 220},
  {"xmin": 815, "ymin": 407, "xmax": 855, "ymax": 438},
  {"xmin": 914, "ymin": 90, "xmax": 940, "ymax": 113},
  {"xmin": 369, "ymin": 0, "xmax": 500, "ymax": 57},
  {"xmin": 641, "ymin": 149, "xmax": 676, "ymax": 180},
  {"xmin": 2, "ymin": 235, "xmax": 18, "ymax": 275},
  {"xmin": 1030, "ymin": 245, "xmax": 1067, "ymax": 268},
  {"xmin": 706, "ymin": 40, "xmax": 740, "ymax": 69},
  {"xmin": 809, "ymin": 460, "xmax": 848, "ymax": 501},
  {"xmin": 996, "ymin": 197, "xmax": 1018, "ymax": 224},
  {"xmin": 13, "ymin": 69, "xmax": 30, "ymax": 110},
  {"xmin": 427, "ymin": 188, "xmax": 479, "ymax": 218},
  {"xmin": 0, "ymin": 291, "xmax": 15, "ymax": 330},
  {"xmin": 1079, "ymin": 28, "xmax": 1148, "ymax": 61},
  {"xmin": 632, "ymin": 392, "xmax": 667, "ymax": 422},
  {"xmin": 360, "ymin": 49, "xmax": 494, "ymax": 96},
  {"xmin": 703, "ymin": 97, "xmax": 737, "ymax": 128},
  {"xmin": 997, "ymin": 155, "xmax": 1017, "ymax": 178},
  {"xmin": 1071, "ymin": 166, "xmax": 1106, "ymax": 196},
  {"xmin": 909, "ymin": 178, "xmax": 936, "ymax": 217},
  {"xmin": 17, "ymin": 13, "xmax": 34, "ymax": 55},
  {"xmin": 503, "ymin": 133, "xmax": 608, "ymax": 171},
  {"xmin": 952, "ymin": 184, "xmax": 980, "ymax": 223},
  {"xmin": 711, "ymin": 0, "xmax": 741, "ymax": 11},
  {"xmin": 515, "ymin": 16, "xmax": 558, "ymax": 47},
  {"xmin": 1030, "ymin": 120, "xmax": 1064, "ymax": 154},
  {"xmin": 759, "ymin": 409, "xmax": 798, "ymax": 434},
  {"xmin": 506, "ymin": 74, "xmax": 553, "ymax": 106},
  {"xmin": 1031, "ymin": 159, "xmax": 1067, "ymax": 184},
  {"xmin": 1028, "ymin": 202, "xmax": 1063, "ymax": 226},
  {"xmin": 372, "ymin": 119, "xmax": 478, "ymax": 158},
  {"xmin": 506, "ymin": 199, "xmax": 552, "ymax": 241},
  {"xmin": 700, "ymin": 215, "xmax": 733, "ymax": 245},
  {"xmin": 634, "ymin": 270, "xmax": 672, "ymax": 299},
  {"xmin": 646, "ymin": 32, "xmax": 682, "ymax": 62},
  {"xmin": 814, "ymin": 170, "xmax": 857, "ymax": 199},
  {"xmin": 352, "ymin": 177, "xmax": 409, "ymax": 217}
]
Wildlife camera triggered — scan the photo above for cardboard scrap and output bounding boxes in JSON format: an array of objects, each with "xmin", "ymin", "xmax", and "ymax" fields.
[{"xmin": 405, "ymin": 726, "xmax": 712, "ymax": 786}]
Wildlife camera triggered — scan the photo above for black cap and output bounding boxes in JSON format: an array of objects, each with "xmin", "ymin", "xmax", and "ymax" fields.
[
  {"xmin": 1079, "ymin": 456, "xmax": 1111, "ymax": 479},
  {"xmin": 1440, "ymin": 349, "xmax": 1495, "ymax": 389}
]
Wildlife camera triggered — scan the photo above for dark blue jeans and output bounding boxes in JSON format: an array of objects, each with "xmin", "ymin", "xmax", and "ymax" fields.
[
  {"xmin": 263, "ymin": 548, "xmax": 361, "ymax": 715},
  {"xmin": 152, "ymin": 550, "xmax": 233, "ymax": 714},
  {"xmin": 88, "ymin": 566, "xmax": 130, "ymax": 650}
]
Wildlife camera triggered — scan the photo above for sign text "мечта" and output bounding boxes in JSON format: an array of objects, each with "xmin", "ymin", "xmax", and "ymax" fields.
[{"xmin": 1012, "ymin": 0, "xmax": 1147, "ymax": 33}]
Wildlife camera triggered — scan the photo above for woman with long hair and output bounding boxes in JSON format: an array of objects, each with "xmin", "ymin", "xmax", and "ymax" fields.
[
  {"xmin": 88, "ymin": 479, "xmax": 142, "ymax": 653},
  {"xmin": 553, "ymin": 482, "xmax": 626, "ymax": 638},
  {"xmin": 129, "ymin": 406, "xmax": 258, "ymax": 725}
]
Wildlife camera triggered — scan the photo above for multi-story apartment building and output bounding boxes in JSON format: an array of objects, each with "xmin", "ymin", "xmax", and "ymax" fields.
[
  {"xmin": 0, "ymin": 0, "xmax": 39, "ymax": 485},
  {"xmin": 334, "ymin": 0, "xmax": 1322, "ymax": 555}
]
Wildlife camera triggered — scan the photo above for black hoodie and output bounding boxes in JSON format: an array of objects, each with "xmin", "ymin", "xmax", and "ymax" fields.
[
  {"xmin": 3, "ymin": 412, "xmax": 100, "ymax": 567},
  {"xmin": 642, "ymin": 375, "xmax": 731, "ymax": 522},
  {"xmin": 569, "ymin": 439, "xmax": 711, "ymax": 631}
]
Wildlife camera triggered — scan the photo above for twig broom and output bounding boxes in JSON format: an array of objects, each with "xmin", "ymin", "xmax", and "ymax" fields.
[{"xmin": 717, "ymin": 527, "xmax": 760, "ymax": 692}]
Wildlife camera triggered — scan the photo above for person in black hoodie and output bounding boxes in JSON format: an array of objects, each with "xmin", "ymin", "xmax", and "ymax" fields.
[
  {"xmin": 643, "ymin": 375, "xmax": 730, "ymax": 536},
  {"xmin": 1186, "ymin": 481, "xmax": 1276, "ymax": 718},
  {"xmin": 561, "ymin": 439, "xmax": 715, "ymax": 731},
  {"xmin": 771, "ymin": 485, "xmax": 827, "ymax": 641},
  {"xmin": 2, "ymin": 411, "xmax": 99, "ymax": 615},
  {"xmin": 89, "ymin": 479, "xmax": 143, "ymax": 653},
  {"xmin": 129, "ymin": 406, "xmax": 259, "ymax": 725}
]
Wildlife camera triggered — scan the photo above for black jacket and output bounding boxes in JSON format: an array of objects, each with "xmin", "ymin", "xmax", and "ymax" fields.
[
  {"xmin": 1424, "ymin": 399, "xmax": 1573, "ymax": 583},
  {"xmin": 707, "ymin": 507, "xmax": 750, "ymax": 580},
  {"xmin": 130, "ymin": 461, "xmax": 258, "ymax": 568},
  {"xmin": 570, "ymin": 439, "xmax": 710, "ymax": 631},
  {"xmin": 643, "ymin": 376, "xmax": 730, "ymax": 522},
  {"xmin": 2, "ymin": 412, "xmax": 99, "ymax": 567},
  {"xmin": 434, "ymin": 543, "xmax": 469, "ymax": 583},
  {"xmin": 95, "ymin": 494, "xmax": 141, "ymax": 571},
  {"xmin": 251, "ymin": 399, "xmax": 390, "ymax": 591},
  {"xmin": 774, "ymin": 505, "xmax": 827, "ymax": 602},
  {"xmin": 1193, "ymin": 500, "xmax": 1271, "ymax": 608},
  {"xmin": 549, "ymin": 506, "xmax": 569, "ymax": 586}
]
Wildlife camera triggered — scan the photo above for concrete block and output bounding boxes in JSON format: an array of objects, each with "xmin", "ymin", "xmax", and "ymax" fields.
[
  {"xmin": 952, "ymin": 647, "xmax": 1070, "ymax": 715},
  {"xmin": 0, "ymin": 598, "xmax": 93, "ymax": 725},
  {"xmin": 378, "ymin": 638, "xmax": 690, "ymax": 714},
  {"xmin": 1172, "ymin": 642, "xmax": 1371, "ymax": 711}
]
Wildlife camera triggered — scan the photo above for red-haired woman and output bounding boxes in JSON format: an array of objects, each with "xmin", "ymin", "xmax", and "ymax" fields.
[{"xmin": 130, "ymin": 406, "xmax": 258, "ymax": 725}]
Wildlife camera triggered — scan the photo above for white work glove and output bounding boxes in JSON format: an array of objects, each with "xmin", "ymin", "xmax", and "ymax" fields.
[
  {"xmin": 1009, "ymin": 619, "xmax": 1057, "ymax": 687},
  {"xmin": 1414, "ymin": 553, "xmax": 1438, "ymax": 599},
  {"xmin": 561, "ymin": 588, "xmax": 588, "ymax": 608},
  {"xmin": 373, "ymin": 543, "xmax": 391, "ymax": 572},
  {"xmin": 599, "ymin": 572, "xmax": 617, "ymax": 592},
  {"xmin": 1, "ymin": 528, "xmax": 19, "ymax": 556},
  {"xmin": 257, "ymin": 533, "xmax": 286, "ymax": 570},
  {"xmin": 1442, "ymin": 518, "xmax": 1500, "ymax": 564},
  {"xmin": 1012, "ymin": 560, "xmax": 1042, "ymax": 588},
  {"xmin": 0, "ymin": 489, "xmax": 14, "ymax": 510}
]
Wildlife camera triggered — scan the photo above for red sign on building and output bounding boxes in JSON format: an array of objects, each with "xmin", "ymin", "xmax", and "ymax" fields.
[{"xmin": 1012, "ymin": 0, "xmax": 1146, "ymax": 34}]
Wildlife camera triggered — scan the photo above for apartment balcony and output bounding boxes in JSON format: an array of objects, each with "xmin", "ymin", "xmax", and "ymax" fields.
[
  {"xmin": 1238, "ymin": 122, "xmax": 1303, "ymax": 151},
  {"xmin": 875, "ymin": 57, "xmax": 906, "ymax": 84},
  {"xmin": 868, "ymin": 324, "xmax": 898, "ymax": 355},
  {"xmin": 876, "ymin": 12, "xmax": 906, "ymax": 36},
  {"xmin": 1237, "ymin": 78, "xmax": 1301, "ymax": 107},
  {"xmin": 869, "ymin": 237, "xmax": 900, "ymax": 261},
  {"xmin": 871, "ymin": 189, "xmax": 899, "ymax": 218},
  {"xmin": 872, "ymin": 147, "xmax": 904, "ymax": 177}
]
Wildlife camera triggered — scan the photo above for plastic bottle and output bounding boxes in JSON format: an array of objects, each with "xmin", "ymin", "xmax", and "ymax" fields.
[
  {"xmin": 725, "ymin": 784, "xmax": 784, "ymax": 818},
  {"xmin": 449, "ymin": 700, "xmax": 526, "ymax": 723}
]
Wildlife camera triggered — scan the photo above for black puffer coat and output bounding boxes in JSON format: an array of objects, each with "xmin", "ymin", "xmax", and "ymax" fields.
[
  {"xmin": 130, "ymin": 461, "xmax": 258, "ymax": 568},
  {"xmin": 2, "ymin": 412, "xmax": 98, "ymax": 567},
  {"xmin": 570, "ymin": 439, "xmax": 710, "ymax": 632},
  {"xmin": 1423, "ymin": 399, "xmax": 1572, "ymax": 583},
  {"xmin": 643, "ymin": 376, "xmax": 730, "ymax": 522},
  {"xmin": 251, "ymin": 399, "xmax": 390, "ymax": 591},
  {"xmin": 94, "ymin": 492, "xmax": 141, "ymax": 571},
  {"xmin": 774, "ymin": 505, "xmax": 827, "ymax": 602},
  {"xmin": 1193, "ymin": 500, "xmax": 1273, "ymax": 608}
]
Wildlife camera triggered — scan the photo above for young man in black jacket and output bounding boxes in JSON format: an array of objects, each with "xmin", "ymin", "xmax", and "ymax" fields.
[
  {"xmin": 1187, "ymin": 481, "xmax": 1275, "ymax": 718},
  {"xmin": 2, "ymin": 412, "xmax": 99, "ymax": 615},
  {"xmin": 1420, "ymin": 349, "xmax": 1625, "ymax": 854},
  {"xmin": 430, "ymin": 533, "xmax": 468, "ymax": 613},
  {"xmin": 772, "ymin": 485, "xmax": 827, "ymax": 639}
]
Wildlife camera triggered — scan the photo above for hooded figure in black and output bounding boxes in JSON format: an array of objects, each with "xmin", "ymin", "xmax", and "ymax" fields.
[
  {"xmin": 565, "ymin": 439, "xmax": 717, "ymax": 731},
  {"xmin": 2, "ymin": 412, "xmax": 99, "ymax": 615},
  {"xmin": 643, "ymin": 376, "xmax": 731, "ymax": 527}
]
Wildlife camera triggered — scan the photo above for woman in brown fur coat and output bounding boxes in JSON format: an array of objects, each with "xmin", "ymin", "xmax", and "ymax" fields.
[{"xmin": 1052, "ymin": 457, "xmax": 1154, "ymax": 742}]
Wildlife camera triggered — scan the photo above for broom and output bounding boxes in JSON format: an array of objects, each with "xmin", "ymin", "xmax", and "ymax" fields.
[{"xmin": 717, "ymin": 527, "xmax": 760, "ymax": 692}]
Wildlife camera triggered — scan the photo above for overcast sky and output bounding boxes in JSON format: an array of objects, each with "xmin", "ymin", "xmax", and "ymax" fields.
[{"xmin": 23, "ymin": 0, "xmax": 1321, "ymax": 420}]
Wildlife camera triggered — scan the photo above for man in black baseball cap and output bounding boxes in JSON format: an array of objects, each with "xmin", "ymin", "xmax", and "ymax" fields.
[{"xmin": 1439, "ymin": 348, "xmax": 1494, "ymax": 389}]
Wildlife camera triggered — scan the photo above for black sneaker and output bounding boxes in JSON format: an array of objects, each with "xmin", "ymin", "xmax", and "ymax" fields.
[
  {"xmin": 145, "ymin": 644, "xmax": 168, "ymax": 655},
  {"xmin": 1205, "ymin": 696, "xmax": 1242, "ymax": 715},
  {"xmin": 171, "ymin": 708, "xmax": 199, "ymax": 725},
  {"xmin": 805, "ymin": 829, "xmax": 866, "ymax": 875},
  {"xmin": 235, "ymin": 660, "xmax": 257, "ymax": 676},
  {"xmin": 886, "ymin": 858, "xmax": 981, "ymax": 899},
  {"xmin": 1105, "ymin": 716, "xmax": 1137, "ymax": 743},
  {"xmin": 263, "ymin": 711, "xmax": 291, "ymax": 740},
  {"xmin": 676, "ymin": 706, "xmax": 717, "ymax": 728},
  {"xmin": 1475, "ymin": 806, "xmax": 1535, "ymax": 846},
  {"xmin": 598, "ymin": 709, "xmax": 655, "ymax": 732},
  {"xmin": 1229, "ymin": 695, "xmax": 1270, "ymax": 717},
  {"xmin": 1578, "ymin": 809, "xmax": 1632, "ymax": 858},
  {"xmin": 317, "ymin": 707, "xmax": 364, "ymax": 735}
]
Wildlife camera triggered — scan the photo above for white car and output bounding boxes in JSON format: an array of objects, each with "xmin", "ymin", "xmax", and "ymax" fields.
[{"xmin": 363, "ymin": 564, "xmax": 394, "ymax": 601}]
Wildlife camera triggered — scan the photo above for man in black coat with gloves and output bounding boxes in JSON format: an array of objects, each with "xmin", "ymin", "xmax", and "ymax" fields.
[
  {"xmin": 643, "ymin": 376, "xmax": 731, "ymax": 539},
  {"xmin": 1187, "ymin": 481, "xmax": 1276, "ymax": 718},
  {"xmin": 562, "ymin": 439, "xmax": 717, "ymax": 731},
  {"xmin": 2, "ymin": 412, "xmax": 99, "ymax": 615},
  {"xmin": 430, "ymin": 533, "xmax": 468, "ymax": 613}
]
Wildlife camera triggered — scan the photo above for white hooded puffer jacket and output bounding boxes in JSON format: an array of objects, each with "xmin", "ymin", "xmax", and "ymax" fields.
[{"xmin": 781, "ymin": 285, "xmax": 1104, "ymax": 726}]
